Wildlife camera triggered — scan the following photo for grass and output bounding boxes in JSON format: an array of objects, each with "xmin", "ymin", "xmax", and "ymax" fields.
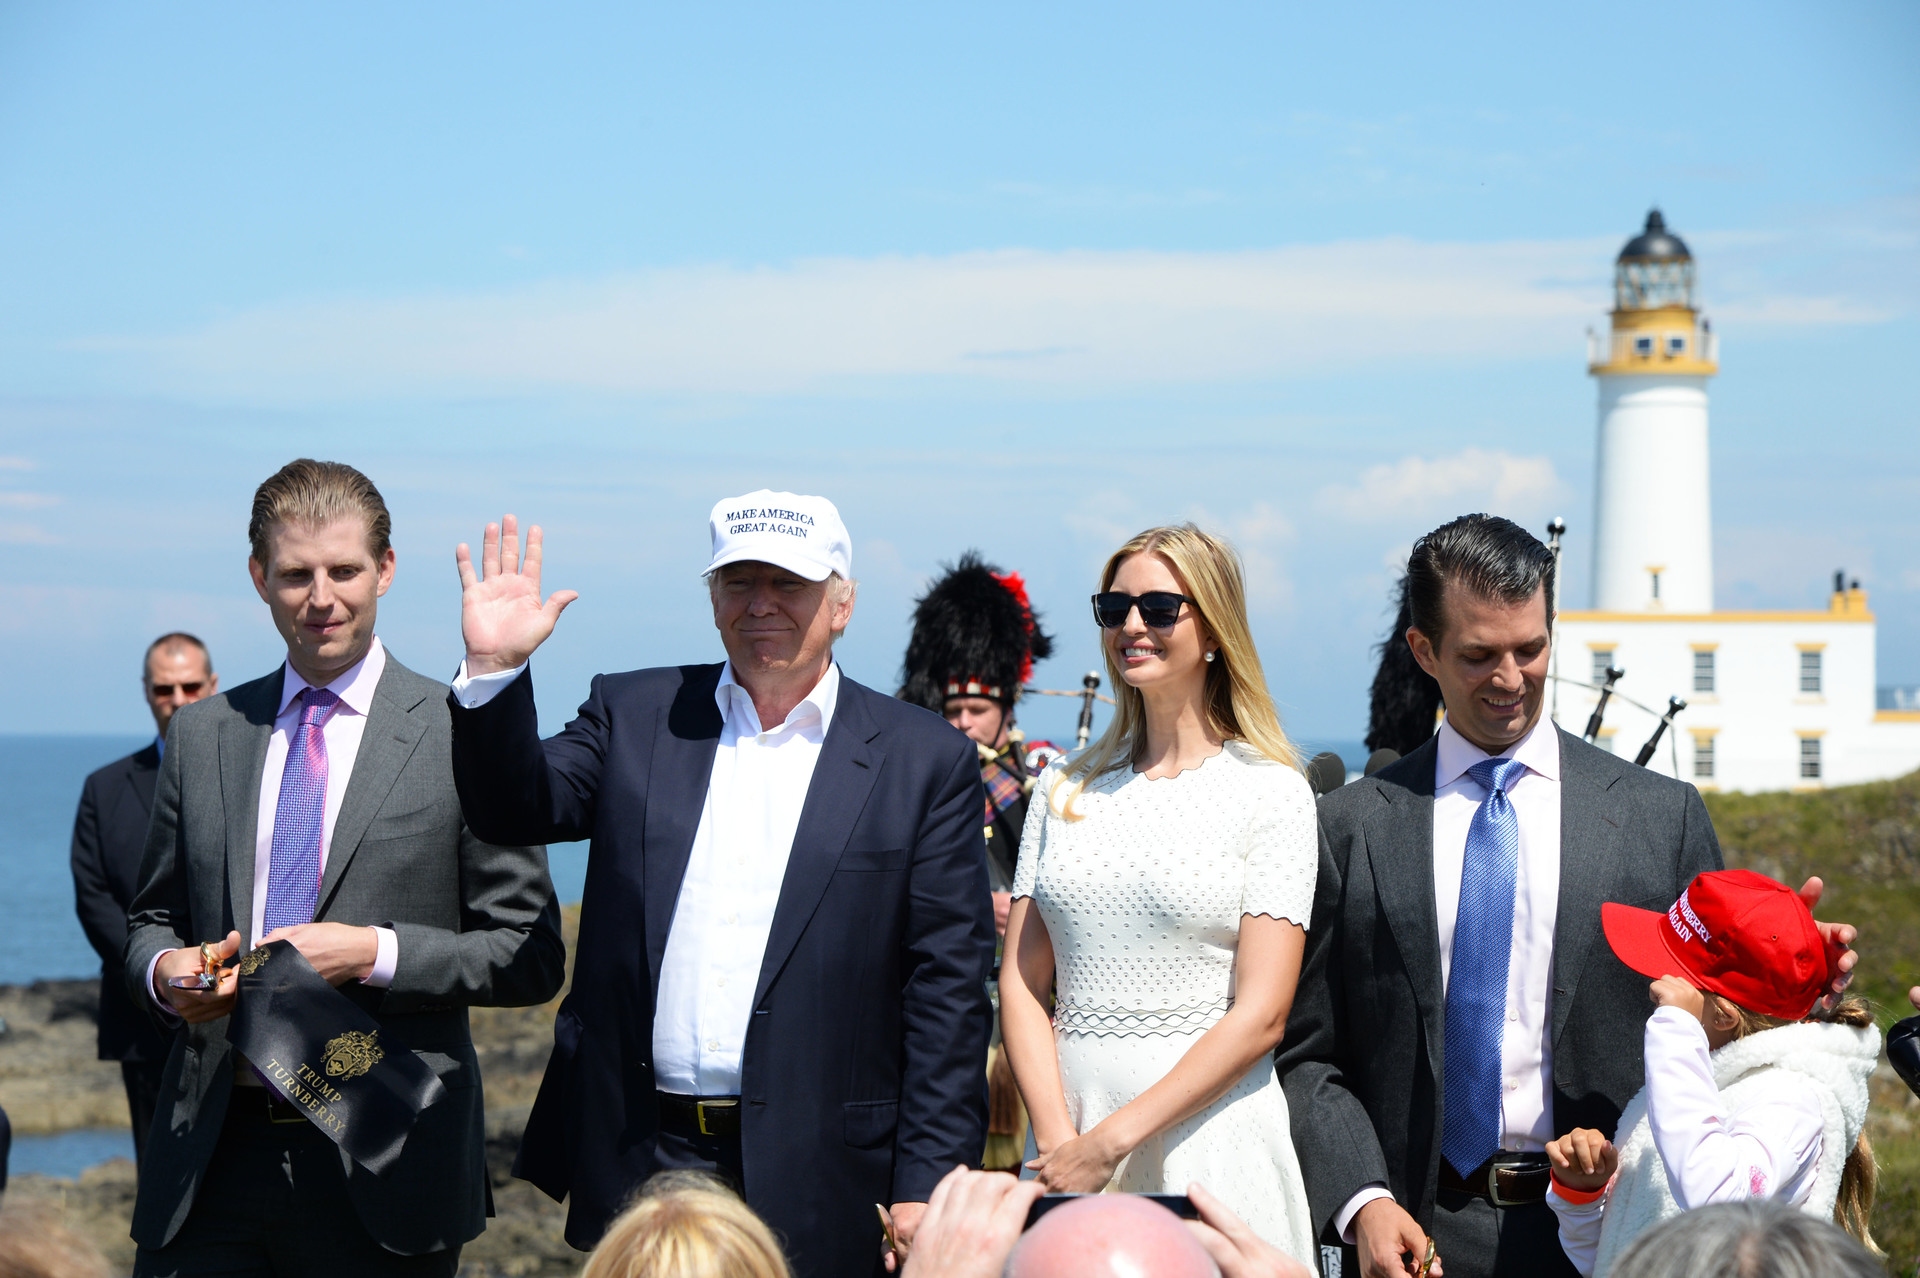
[{"xmin": 1703, "ymin": 772, "xmax": 1920, "ymax": 1273}]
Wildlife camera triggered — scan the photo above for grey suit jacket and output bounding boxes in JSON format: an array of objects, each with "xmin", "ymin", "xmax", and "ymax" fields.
[
  {"xmin": 123, "ymin": 654, "xmax": 565, "ymax": 1256},
  {"xmin": 1276, "ymin": 728, "xmax": 1722, "ymax": 1243}
]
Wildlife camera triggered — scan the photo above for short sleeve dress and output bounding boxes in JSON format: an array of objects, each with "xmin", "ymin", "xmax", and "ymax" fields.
[{"xmin": 1011, "ymin": 740, "xmax": 1318, "ymax": 1262}]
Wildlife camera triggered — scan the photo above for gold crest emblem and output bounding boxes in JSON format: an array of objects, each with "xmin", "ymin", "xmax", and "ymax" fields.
[
  {"xmin": 323, "ymin": 1030, "xmax": 384, "ymax": 1080},
  {"xmin": 237, "ymin": 946, "xmax": 272, "ymax": 976}
]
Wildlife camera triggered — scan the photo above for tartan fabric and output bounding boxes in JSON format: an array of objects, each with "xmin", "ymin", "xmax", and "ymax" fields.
[{"xmin": 980, "ymin": 753, "xmax": 1025, "ymax": 826}]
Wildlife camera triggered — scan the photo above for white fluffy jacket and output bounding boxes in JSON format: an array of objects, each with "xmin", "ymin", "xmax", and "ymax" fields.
[{"xmin": 1576, "ymin": 1013, "xmax": 1879, "ymax": 1277}]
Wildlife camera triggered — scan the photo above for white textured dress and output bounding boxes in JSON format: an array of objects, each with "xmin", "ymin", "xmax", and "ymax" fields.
[{"xmin": 1011, "ymin": 742, "xmax": 1318, "ymax": 1263}]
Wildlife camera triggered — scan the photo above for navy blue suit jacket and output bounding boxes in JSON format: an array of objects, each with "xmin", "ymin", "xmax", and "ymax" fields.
[{"xmin": 448, "ymin": 663, "xmax": 994, "ymax": 1277}]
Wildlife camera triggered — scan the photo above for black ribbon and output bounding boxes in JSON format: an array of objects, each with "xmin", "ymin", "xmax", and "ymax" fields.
[{"xmin": 226, "ymin": 939, "xmax": 447, "ymax": 1175}]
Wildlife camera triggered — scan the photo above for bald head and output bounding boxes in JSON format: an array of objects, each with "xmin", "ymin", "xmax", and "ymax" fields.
[{"xmin": 1006, "ymin": 1196, "xmax": 1217, "ymax": 1278}]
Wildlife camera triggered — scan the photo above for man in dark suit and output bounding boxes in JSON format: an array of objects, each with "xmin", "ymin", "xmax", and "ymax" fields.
[
  {"xmin": 125, "ymin": 459, "xmax": 565, "ymax": 1278},
  {"xmin": 445, "ymin": 491, "xmax": 994, "ymax": 1278},
  {"xmin": 71, "ymin": 632, "xmax": 218, "ymax": 1162},
  {"xmin": 1278, "ymin": 514, "xmax": 1855, "ymax": 1278}
]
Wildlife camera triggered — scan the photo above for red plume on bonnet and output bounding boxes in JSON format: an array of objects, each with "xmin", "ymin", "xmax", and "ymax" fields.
[{"xmin": 991, "ymin": 571, "xmax": 1039, "ymax": 684}]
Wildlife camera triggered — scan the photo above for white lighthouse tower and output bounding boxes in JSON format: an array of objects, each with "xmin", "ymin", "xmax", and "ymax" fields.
[{"xmin": 1587, "ymin": 209, "xmax": 1719, "ymax": 612}]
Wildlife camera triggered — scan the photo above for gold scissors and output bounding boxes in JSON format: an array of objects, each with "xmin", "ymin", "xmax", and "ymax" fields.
[
  {"xmin": 1416, "ymin": 1235, "xmax": 1437, "ymax": 1278},
  {"xmin": 875, "ymin": 1204, "xmax": 902, "ymax": 1264}
]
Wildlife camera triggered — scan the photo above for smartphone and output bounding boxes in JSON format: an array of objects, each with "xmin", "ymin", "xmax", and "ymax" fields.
[{"xmin": 1023, "ymin": 1193, "xmax": 1198, "ymax": 1230}]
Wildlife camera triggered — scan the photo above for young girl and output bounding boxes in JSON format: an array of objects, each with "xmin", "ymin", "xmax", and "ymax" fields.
[{"xmin": 1544, "ymin": 869, "xmax": 1880, "ymax": 1277}]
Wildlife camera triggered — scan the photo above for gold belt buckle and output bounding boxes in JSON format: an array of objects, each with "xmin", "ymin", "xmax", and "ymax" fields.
[{"xmin": 695, "ymin": 1099, "xmax": 736, "ymax": 1136}]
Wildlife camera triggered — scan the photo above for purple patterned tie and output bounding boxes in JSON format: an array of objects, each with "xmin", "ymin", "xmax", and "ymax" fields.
[{"xmin": 263, "ymin": 687, "xmax": 340, "ymax": 933}]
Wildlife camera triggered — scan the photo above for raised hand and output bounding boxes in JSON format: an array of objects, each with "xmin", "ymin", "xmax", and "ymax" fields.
[{"xmin": 456, "ymin": 514, "xmax": 578, "ymax": 675}]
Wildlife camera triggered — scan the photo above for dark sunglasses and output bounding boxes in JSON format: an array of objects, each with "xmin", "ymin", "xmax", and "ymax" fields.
[
  {"xmin": 149, "ymin": 682, "xmax": 206, "ymax": 698},
  {"xmin": 1091, "ymin": 591, "xmax": 1197, "ymax": 630}
]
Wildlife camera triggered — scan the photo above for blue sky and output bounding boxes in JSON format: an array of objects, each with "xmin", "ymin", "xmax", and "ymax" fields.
[{"xmin": 1, "ymin": 2, "xmax": 1915, "ymax": 745}]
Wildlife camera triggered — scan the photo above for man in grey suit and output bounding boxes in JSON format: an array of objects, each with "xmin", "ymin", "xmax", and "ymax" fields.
[
  {"xmin": 1278, "ymin": 515, "xmax": 1855, "ymax": 1278},
  {"xmin": 125, "ymin": 459, "xmax": 565, "ymax": 1278}
]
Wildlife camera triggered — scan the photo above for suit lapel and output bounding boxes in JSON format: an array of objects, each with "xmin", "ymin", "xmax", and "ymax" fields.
[
  {"xmin": 317, "ymin": 662, "xmax": 429, "ymax": 914},
  {"xmin": 1551, "ymin": 729, "xmax": 1627, "ymax": 1049},
  {"xmin": 751, "ymin": 680, "xmax": 882, "ymax": 1009},
  {"xmin": 219, "ymin": 675, "xmax": 281, "ymax": 937},
  {"xmin": 1368, "ymin": 737, "xmax": 1445, "ymax": 1052},
  {"xmin": 644, "ymin": 667, "xmax": 725, "ymax": 1000}
]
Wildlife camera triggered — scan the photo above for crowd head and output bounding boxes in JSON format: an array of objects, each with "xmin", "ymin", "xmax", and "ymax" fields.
[
  {"xmin": 582, "ymin": 1171, "xmax": 790, "ymax": 1278},
  {"xmin": 1609, "ymin": 1201, "xmax": 1881, "ymax": 1278},
  {"xmin": 1004, "ymin": 1195, "xmax": 1217, "ymax": 1277}
]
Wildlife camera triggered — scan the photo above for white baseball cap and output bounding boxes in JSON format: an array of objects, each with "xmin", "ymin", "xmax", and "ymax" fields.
[{"xmin": 703, "ymin": 490, "xmax": 853, "ymax": 583}]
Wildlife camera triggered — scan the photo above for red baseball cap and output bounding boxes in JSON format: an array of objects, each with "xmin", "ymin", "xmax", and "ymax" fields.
[{"xmin": 1600, "ymin": 869, "xmax": 1831, "ymax": 1021}]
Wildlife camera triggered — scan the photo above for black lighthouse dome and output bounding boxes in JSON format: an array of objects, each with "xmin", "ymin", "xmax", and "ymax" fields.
[
  {"xmin": 1614, "ymin": 208, "xmax": 1696, "ymax": 310},
  {"xmin": 1618, "ymin": 208, "xmax": 1692, "ymax": 263}
]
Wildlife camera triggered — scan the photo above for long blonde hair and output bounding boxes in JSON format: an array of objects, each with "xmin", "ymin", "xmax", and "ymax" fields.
[
  {"xmin": 1054, "ymin": 524, "xmax": 1297, "ymax": 819},
  {"xmin": 1711, "ymin": 993, "xmax": 1881, "ymax": 1256},
  {"xmin": 583, "ymin": 1170, "xmax": 791, "ymax": 1278}
]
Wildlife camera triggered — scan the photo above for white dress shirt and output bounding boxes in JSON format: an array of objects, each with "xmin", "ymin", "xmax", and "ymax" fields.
[
  {"xmin": 451, "ymin": 655, "xmax": 841, "ymax": 1095},
  {"xmin": 1338, "ymin": 713, "xmax": 1563, "ymax": 1241},
  {"xmin": 147, "ymin": 639, "xmax": 399, "ymax": 1009}
]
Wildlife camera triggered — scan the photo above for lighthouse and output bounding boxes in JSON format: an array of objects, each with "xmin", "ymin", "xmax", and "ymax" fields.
[
  {"xmin": 1587, "ymin": 209, "xmax": 1719, "ymax": 612},
  {"xmin": 1553, "ymin": 210, "xmax": 1920, "ymax": 790}
]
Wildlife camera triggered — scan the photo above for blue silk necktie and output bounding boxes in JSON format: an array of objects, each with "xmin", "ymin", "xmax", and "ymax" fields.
[
  {"xmin": 1441, "ymin": 755, "xmax": 1530, "ymax": 1176},
  {"xmin": 262, "ymin": 687, "xmax": 340, "ymax": 934}
]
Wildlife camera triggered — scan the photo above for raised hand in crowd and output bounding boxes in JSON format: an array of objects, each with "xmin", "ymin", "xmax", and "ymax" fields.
[
  {"xmin": 148, "ymin": 930, "xmax": 241, "ymax": 1023},
  {"xmin": 1184, "ymin": 1183, "xmax": 1316, "ymax": 1278},
  {"xmin": 455, "ymin": 514, "xmax": 578, "ymax": 675},
  {"xmin": 1351, "ymin": 1198, "xmax": 1442, "ymax": 1278},
  {"xmin": 1545, "ymin": 1128, "xmax": 1618, "ymax": 1195},
  {"xmin": 896, "ymin": 1167, "xmax": 1043, "ymax": 1277}
]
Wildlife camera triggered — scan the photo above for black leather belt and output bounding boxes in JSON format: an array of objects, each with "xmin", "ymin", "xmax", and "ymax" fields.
[
  {"xmin": 1440, "ymin": 1154, "xmax": 1551, "ymax": 1207},
  {"xmin": 657, "ymin": 1093, "xmax": 742, "ymax": 1140}
]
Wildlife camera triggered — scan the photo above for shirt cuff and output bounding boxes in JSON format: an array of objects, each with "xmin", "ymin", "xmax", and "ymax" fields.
[
  {"xmin": 1335, "ymin": 1185, "xmax": 1395, "ymax": 1245},
  {"xmin": 145, "ymin": 949, "xmax": 182, "ymax": 1018},
  {"xmin": 364, "ymin": 926, "xmax": 399, "ymax": 988},
  {"xmin": 449, "ymin": 659, "xmax": 528, "ymax": 709}
]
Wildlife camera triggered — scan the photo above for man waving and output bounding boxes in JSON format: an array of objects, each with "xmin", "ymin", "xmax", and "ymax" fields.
[{"xmin": 446, "ymin": 492, "xmax": 994, "ymax": 1278}]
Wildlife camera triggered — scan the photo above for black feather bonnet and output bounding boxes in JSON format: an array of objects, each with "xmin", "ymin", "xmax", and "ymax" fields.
[{"xmin": 898, "ymin": 551, "xmax": 1054, "ymax": 712}]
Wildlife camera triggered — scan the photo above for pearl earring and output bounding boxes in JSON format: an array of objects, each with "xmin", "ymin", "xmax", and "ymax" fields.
[{"xmin": 1204, "ymin": 651, "xmax": 1217, "ymax": 663}]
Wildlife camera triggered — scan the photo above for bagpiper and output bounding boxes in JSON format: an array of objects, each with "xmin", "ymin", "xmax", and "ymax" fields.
[{"xmin": 898, "ymin": 551, "xmax": 1058, "ymax": 1170}]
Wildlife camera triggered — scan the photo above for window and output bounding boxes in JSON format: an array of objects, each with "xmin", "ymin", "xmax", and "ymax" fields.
[
  {"xmin": 1591, "ymin": 649, "xmax": 1615, "ymax": 685},
  {"xmin": 1692, "ymin": 650, "xmax": 1715, "ymax": 693},
  {"xmin": 1693, "ymin": 735, "xmax": 1715, "ymax": 780},
  {"xmin": 1650, "ymin": 571, "xmax": 1661, "ymax": 601},
  {"xmin": 1799, "ymin": 736, "xmax": 1821, "ymax": 780},
  {"xmin": 1665, "ymin": 334, "xmax": 1687, "ymax": 356},
  {"xmin": 1633, "ymin": 334, "xmax": 1654, "ymax": 356},
  {"xmin": 1799, "ymin": 650, "xmax": 1822, "ymax": 694}
]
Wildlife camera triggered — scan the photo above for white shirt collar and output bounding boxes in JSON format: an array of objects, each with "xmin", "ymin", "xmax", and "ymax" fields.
[
  {"xmin": 278, "ymin": 636, "xmax": 387, "ymax": 719},
  {"xmin": 714, "ymin": 660, "xmax": 840, "ymax": 738},
  {"xmin": 1435, "ymin": 708, "xmax": 1561, "ymax": 788}
]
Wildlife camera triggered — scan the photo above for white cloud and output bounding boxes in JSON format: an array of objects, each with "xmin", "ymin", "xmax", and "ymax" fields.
[
  {"xmin": 0, "ymin": 492, "xmax": 58, "ymax": 510},
  {"xmin": 0, "ymin": 523, "xmax": 56, "ymax": 545},
  {"xmin": 1315, "ymin": 448, "xmax": 1563, "ymax": 525},
  {"xmin": 0, "ymin": 456, "xmax": 34, "ymax": 471},
  {"xmin": 82, "ymin": 238, "xmax": 1620, "ymax": 402}
]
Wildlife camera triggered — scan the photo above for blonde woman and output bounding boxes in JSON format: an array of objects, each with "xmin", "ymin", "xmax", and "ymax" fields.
[
  {"xmin": 1000, "ymin": 524, "xmax": 1317, "ymax": 1262},
  {"xmin": 583, "ymin": 1171, "xmax": 790, "ymax": 1278}
]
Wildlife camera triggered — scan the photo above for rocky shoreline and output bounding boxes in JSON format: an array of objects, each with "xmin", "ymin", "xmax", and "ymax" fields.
[{"xmin": 0, "ymin": 967, "xmax": 580, "ymax": 1276}]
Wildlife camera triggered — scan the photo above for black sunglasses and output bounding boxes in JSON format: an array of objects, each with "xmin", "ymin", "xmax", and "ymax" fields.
[
  {"xmin": 149, "ymin": 682, "xmax": 206, "ymax": 698},
  {"xmin": 1091, "ymin": 591, "xmax": 1197, "ymax": 630}
]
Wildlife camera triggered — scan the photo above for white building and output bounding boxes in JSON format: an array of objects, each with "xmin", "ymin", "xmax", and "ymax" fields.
[{"xmin": 1549, "ymin": 210, "xmax": 1920, "ymax": 792}]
